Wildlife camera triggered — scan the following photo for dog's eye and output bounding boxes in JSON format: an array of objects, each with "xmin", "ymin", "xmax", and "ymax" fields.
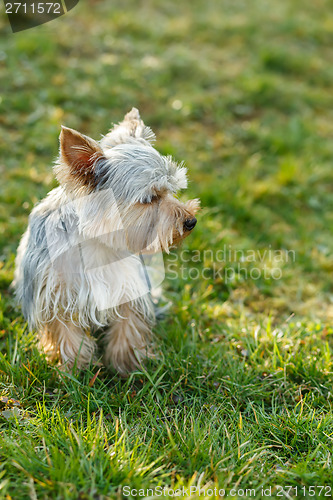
[{"xmin": 142, "ymin": 195, "xmax": 158, "ymax": 204}]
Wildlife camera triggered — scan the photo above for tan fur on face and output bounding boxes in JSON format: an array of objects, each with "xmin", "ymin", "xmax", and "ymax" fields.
[{"xmin": 118, "ymin": 194, "xmax": 200, "ymax": 254}]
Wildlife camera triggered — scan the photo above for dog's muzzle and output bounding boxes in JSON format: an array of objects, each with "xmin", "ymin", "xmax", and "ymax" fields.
[{"xmin": 184, "ymin": 217, "xmax": 197, "ymax": 231}]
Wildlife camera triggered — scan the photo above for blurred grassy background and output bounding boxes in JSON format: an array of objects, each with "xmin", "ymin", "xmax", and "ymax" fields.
[{"xmin": 1, "ymin": 0, "xmax": 333, "ymax": 498}]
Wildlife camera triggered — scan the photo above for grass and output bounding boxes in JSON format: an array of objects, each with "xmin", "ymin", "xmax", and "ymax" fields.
[{"xmin": 1, "ymin": 0, "xmax": 333, "ymax": 498}]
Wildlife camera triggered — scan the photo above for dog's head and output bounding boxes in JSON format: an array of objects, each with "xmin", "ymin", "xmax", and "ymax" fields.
[{"xmin": 55, "ymin": 108, "xmax": 200, "ymax": 253}]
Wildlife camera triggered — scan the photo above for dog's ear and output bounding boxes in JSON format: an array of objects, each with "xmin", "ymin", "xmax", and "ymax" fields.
[
  {"xmin": 55, "ymin": 126, "xmax": 104, "ymax": 190},
  {"xmin": 101, "ymin": 107, "xmax": 156, "ymax": 148},
  {"xmin": 121, "ymin": 108, "xmax": 155, "ymax": 139}
]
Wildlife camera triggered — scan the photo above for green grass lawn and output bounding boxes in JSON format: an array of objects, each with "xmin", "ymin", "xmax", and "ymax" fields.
[{"xmin": 1, "ymin": 0, "xmax": 333, "ymax": 498}]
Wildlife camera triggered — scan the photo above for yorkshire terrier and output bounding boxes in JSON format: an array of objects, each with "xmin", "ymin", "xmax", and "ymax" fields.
[{"xmin": 14, "ymin": 109, "xmax": 199, "ymax": 374}]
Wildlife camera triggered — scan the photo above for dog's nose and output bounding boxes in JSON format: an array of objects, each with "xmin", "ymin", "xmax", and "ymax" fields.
[{"xmin": 184, "ymin": 217, "xmax": 197, "ymax": 231}]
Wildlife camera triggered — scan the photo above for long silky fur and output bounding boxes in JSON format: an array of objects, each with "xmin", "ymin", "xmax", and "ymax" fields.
[{"xmin": 13, "ymin": 108, "xmax": 200, "ymax": 373}]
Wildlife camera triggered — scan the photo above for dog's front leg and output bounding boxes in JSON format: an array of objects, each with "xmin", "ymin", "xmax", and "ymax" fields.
[
  {"xmin": 40, "ymin": 319, "xmax": 96, "ymax": 370},
  {"xmin": 102, "ymin": 302, "xmax": 153, "ymax": 376}
]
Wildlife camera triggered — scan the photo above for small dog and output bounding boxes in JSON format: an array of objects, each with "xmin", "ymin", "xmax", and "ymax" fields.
[{"xmin": 14, "ymin": 109, "xmax": 199, "ymax": 374}]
